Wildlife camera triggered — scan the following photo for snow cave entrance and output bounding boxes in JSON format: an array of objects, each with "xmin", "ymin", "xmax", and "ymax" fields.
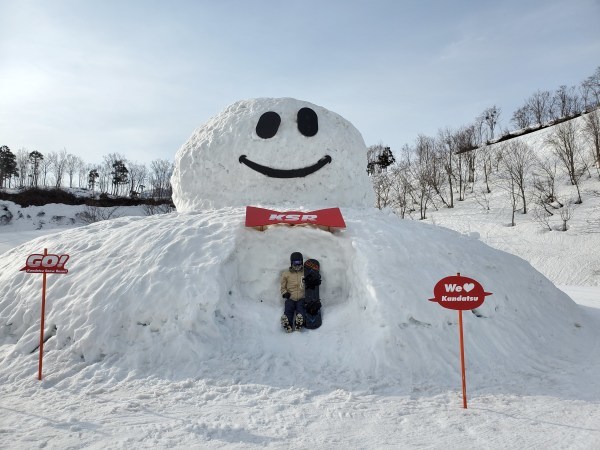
[{"xmin": 232, "ymin": 226, "xmax": 352, "ymax": 308}]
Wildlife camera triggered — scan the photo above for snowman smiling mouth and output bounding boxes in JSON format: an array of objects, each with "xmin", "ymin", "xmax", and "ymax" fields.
[
  {"xmin": 238, "ymin": 154, "xmax": 332, "ymax": 179},
  {"xmin": 238, "ymin": 107, "xmax": 333, "ymax": 178}
]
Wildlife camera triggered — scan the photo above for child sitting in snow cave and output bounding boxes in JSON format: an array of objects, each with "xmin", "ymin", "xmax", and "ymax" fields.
[{"xmin": 280, "ymin": 252, "xmax": 307, "ymax": 332}]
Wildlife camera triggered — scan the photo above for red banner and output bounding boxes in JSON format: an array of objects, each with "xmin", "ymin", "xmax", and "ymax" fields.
[
  {"xmin": 429, "ymin": 274, "xmax": 491, "ymax": 310},
  {"xmin": 245, "ymin": 206, "xmax": 346, "ymax": 228},
  {"xmin": 21, "ymin": 253, "xmax": 70, "ymax": 274}
]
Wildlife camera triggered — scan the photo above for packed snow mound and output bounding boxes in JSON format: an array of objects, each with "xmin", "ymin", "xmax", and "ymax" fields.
[
  {"xmin": 171, "ymin": 98, "xmax": 375, "ymax": 211},
  {"xmin": 0, "ymin": 209, "xmax": 586, "ymax": 389}
]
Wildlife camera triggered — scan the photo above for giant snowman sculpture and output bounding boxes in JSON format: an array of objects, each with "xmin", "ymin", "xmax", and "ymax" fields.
[{"xmin": 0, "ymin": 98, "xmax": 589, "ymax": 390}]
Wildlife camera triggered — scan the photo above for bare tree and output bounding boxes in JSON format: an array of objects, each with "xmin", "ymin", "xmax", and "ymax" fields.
[
  {"xmin": 97, "ymin": 164, "xmax": 111, "ymax": 194},
  {"xmin": 500, "ymin": 141, "xmax": 535, "ymax": 214},
  {"xmin": 389, "ymin": 158, "xmax": 413, "ymax": 218},
  {"xmin": 40, "ymin": 154, "xmax": 52, "ymax": 187},
  {"xmin": 473, "ymin": 114, "xmax": 486, "ymax": 147},
  {"xmin": 436, "ymin": 128, "xmax": 456, "ymax": 208},
  {"xmin": 453, "ymin": 126, "xmax": 477, "ymax": 201},
  {"xmin": 553, "ymin": 85, "xmax": 581, "ymax": 120},
  {"xmin": 462, "ymin": 148, "xmax": 476, "ymax": 188},
  {"xmin": 436, "ymin": 125, "xmax": 479, "ymax": 206},
  {"xmin": 559, "ymin": 202, "xmax": 574, "ymax": 231},
  {"xmin": 16, "ymin": 148, "xmax": 29, "ymax": 188},
  {"xmin": 497, "ymin": 165, "xmax": 520, "ymax": 227},
  {"xmin": 127, "ymin": 162, "xmax": 148, "ymax": 197},
  {"xmin": 150, "ymin": 159, "xmax": 174, "ymax": 199},
  {"xmin": 410, "ymin": 134, "xmax": 446, "ymax": 208},
  {"xmin": 532, "ymin": 206, "xmax": 553, "ymax": 231},
  {"xmin": 511, "ymin": 105, "xmax": 533, "ymax": 130},
  {"xmin": 47, "ymin": 152, "xmax": 58, "ymax": 187},
  {"xmin": 367, "ymin": 144, "xmax": 396, "ymax": 209},
  {"xmin": 407, "ymin": 139, "xmax": 435, "ymax": 220},
  {"xmin": 142, "ymin": 203, "xmax": 176, "ymax": 216},
  {"xmin": 581, "ymin": 66, "xmax": 600, "ymax": 110},
  {"xmin": 371, "ymin": 169, "xmax": 394, "ymax": 209},
  {"xmin": 476, "ymin": 145, "xmax": 494, "ymax": 193},
  {"xmin": 492, "ymin": 143, "xmax": 504, "ymax": 172},
  {"xmin": 65, "ymin": 153, "xmax": 83, "ymax": 188},
  {"xmin": 532, "ymin": 156, "xmax": 563, "ymax": 216},
  {"xmin": 526, "ymin": 90, "xmax": 554, "ymax": 126},
  {"xmin": 48, "ymin": 149, "xmax": 68, "ymax": 188},
  {"xmin": 78, "ymin": 160, "xmax": 88, "ymax": 188},
  {"xmin": 546, "ymin": 121, "xmax": 586, "ymax": 203},
  {"xmin": 77, "ymin": 205, "xmax": 121, "ymax": 224},
  {"xmin": 582, "ymin": 109, "xmax": 600, "ymax": 177},
  {"xmin": 473, "ymin": 187, "xmax": 491, "ymax": 212},
  {"xmin": 482, "ymin": 106, "xmax": 501, "ymax": 141}
]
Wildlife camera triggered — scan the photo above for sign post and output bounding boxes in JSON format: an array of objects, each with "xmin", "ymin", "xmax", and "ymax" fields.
[
  {"xmin": 39, "ymin": 249, "xmax": 48, "ymax": 381},
  {"xmin": 458, "ymin": 309, "xmax": 467, "ymax": 409},
  {"xmin": 429, "ymin": 273, "xmax": 492, "ymax": 409},
  {"xmin": 21, "ymin": 249, "xmax": 70, "ymax": 380}
]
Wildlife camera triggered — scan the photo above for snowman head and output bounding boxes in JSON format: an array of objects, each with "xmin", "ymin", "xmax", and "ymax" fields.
[{"xmin": 171, "ymin": 97, "xmax": 375, "ymax": 211}]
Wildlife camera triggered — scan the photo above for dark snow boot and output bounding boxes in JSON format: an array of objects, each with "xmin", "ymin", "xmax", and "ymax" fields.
[
  {"xmin": 281, "ymin": 315, "xmax": 293, "ymax": 333},
  {"xmin": 295, "ymin": 313, "xmax": 304, "ymax": 331}
]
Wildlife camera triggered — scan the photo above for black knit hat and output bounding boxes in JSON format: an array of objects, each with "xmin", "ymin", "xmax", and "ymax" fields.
[{"xmin": 290, "ymin": 252, "xmax": 303, "ymax": 265}]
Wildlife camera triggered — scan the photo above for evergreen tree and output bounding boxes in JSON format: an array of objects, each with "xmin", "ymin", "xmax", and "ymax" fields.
[
  {"xmin": 111, "ymin": 160, "xmax": 129, "ymax": 196},
  {"xmin": 0, "ymin": 146, "xmax": 18, "ymax": 188},
  {"xmin": 367, "ymin": 145, "xmax": 395, "ymax": 175},
  {"xmin": 28, "ymin": 151, "xmax": 44, "ymax": 187},
  {"xmin": 88, "ymin": 169, "xmax": 99, "ymax": 192}
]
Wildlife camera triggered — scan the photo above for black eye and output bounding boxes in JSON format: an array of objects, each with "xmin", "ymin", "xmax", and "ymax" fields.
[
  {"xmin": 256, "ymin": 111, "xmax": 281, "ymax": 139},
  {"xmin": 297, "ymin": 107, "xmax": 318, "ymax": 137}
]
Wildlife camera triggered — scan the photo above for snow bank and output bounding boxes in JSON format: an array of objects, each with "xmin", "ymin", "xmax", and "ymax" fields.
[
  {"xmin": 0, "ymin": 208, "xmax": 586, "ymax": 391},
  {"xmin": 0, "ymin": 200, "xmax": 148, "ymax": 232}
]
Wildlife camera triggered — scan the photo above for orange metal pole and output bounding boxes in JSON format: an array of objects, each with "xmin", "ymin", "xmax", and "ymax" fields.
[
  {"xmin": 458, "ymin": 309, "xmax": 467, "ymax": 409},
  {"xmin": 38, "ymin": 248, "xmax": 47, "ymax": 381}
]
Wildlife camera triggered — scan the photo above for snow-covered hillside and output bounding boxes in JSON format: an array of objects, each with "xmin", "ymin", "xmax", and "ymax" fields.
[{"xmin": 422, "ymin": 117, "xmax": 600, "ymax": 286}]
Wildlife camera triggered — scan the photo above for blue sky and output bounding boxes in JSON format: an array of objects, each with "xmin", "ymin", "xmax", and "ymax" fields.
[{"xmin": 1, "ymin": 0, "xmax": 599, "ymax": 165}]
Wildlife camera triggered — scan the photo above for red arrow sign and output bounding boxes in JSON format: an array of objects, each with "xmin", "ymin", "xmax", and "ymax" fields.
[{"xmin": 245, "ymin": 206, "xmax": 346, "ymax": 228}]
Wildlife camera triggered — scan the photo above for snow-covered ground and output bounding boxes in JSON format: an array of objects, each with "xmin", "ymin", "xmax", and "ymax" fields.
[
  {"xmin": 0, "ymin": 207, "xmax": 598, "ymax": 449},
  {"xmin": 0, "ymin": 201, "xmax": 147, "ymax": 254},
  {"xmin": 424, "ymin": 174, "xmax": 600, "ymax": 287},
  {"xmin": 1, "ymin": 99, "xmax": 599, "ymax": 449}
]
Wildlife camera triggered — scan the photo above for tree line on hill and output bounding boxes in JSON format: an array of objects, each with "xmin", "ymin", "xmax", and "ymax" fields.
[
  {"xmin": 368, "ymin": 67, "xmax": 600, "ymax": 229},
  {"xmin": 0, "ymin": 147, "xmax": 173, "ymax": 200}
]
